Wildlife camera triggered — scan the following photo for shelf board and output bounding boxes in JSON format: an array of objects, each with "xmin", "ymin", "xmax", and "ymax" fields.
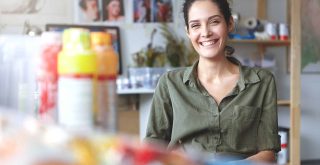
[
  {"xmin": 228, "ymin": 39, "xmax": 290, "ymax": 46},
  {"xmin": 117, "ymin": 88, "xmax": 155, "ymax": 95},
  {"xmin": 277, "ymin": 100, "xmax": 290, "ymax": 106}
]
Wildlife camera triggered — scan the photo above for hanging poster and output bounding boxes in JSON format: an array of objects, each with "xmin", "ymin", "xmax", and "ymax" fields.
[
  {"xmin": 102, "ymin": 0, "xmax": 125, "ymax": 22},
  {"xmin": 133, "ymin": 0, "xmax": 172, "ymax": 23},
  {"xmin": 75, "ymin": 0, "xmax": 102, "ymax": 22},
  {"xmin": 75, "ymin": 0, "xmax": 125, "ymax": 22}
]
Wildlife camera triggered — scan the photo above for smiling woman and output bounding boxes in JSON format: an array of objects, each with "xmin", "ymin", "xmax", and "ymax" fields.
[{"xmin": 145, "ymin": 0, "xmax": 281, "ymax": 163}]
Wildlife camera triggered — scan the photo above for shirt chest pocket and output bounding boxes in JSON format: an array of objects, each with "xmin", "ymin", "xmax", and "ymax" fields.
[
  {"xmin": 229, "ymin": 105, "xmax": 261, "ymax": 152},
  {"xmin": 232, "ymin": 105, "xmax": 261, "ymax": 133}
]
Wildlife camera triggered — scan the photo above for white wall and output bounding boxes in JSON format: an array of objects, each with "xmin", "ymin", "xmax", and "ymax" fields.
[{"xmin": 1, "ymin": 0, "xmax": 319, "ymax": 161}]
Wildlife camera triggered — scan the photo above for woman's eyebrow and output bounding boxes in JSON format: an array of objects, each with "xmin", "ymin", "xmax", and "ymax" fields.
[{"xmin": 188, "ymin": 15, "xmax": 222, "ymax": 24}]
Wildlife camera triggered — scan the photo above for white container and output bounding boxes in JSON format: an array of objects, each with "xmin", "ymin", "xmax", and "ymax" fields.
[
  {"xmin": 278, "ymin": 128, "xmax": 289, "ymax": 164},
  {"xmin": 128, "ymin": 67, "xmax": 166, "ymax": 89},
  {"xmin": 0, "ymin": 35, "xmax": 39, "ymax": 113},
  {"xmin": 279, "ymin": 23, "xmax": 289, "ymax": 40},
  {"xmin": 265, "ymin": 22, "xmax": 278, "ymax": 40}
]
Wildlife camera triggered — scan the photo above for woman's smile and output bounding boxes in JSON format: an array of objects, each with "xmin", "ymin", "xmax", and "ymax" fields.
[{"xmin": 200, "ymin": 39, "xmax": 219, "ymax": 47}]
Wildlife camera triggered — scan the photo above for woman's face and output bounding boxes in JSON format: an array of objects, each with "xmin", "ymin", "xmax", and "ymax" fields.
[
  {"xmin": 108, "ymin": 0, "xmax": 121, "ymax": 17},
  {"xmin": 85, "ymin": 0, "xmax": 99, "ymax": 20},
  {"xmin": 186, "ymin": 0, "xmax": 232, "ymax": 59}
]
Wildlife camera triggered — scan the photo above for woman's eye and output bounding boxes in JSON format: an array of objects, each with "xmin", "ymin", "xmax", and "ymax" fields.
[
  {"xmin": 209, "ymin": 20, "xmax": 220, "ymax": 25},
  {"xmin": 190, "ymin": 24, "xmax": 200, "ymax": 29}
]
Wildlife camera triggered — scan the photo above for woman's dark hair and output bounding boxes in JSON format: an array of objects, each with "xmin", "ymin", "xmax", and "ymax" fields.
[
  {"xmin": 79, "ymin": 0, "xmax": 87, "ymax": 10},
  {"xmin": 183, "ymin": 0, "xmax": 232, "ymax": 30}
]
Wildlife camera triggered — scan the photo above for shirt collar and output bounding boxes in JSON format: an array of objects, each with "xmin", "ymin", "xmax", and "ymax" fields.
[
  {"xmin": 183, "ymin": 60, "xmax": 198, "ymax": 86},
  {"xmin": 183, "ymin": 56, "xmax": 261, "ymax": 91}
]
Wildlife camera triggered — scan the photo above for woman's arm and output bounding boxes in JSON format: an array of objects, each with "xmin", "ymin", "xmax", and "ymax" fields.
[{"xmin": 246, "ymin": 150, "xmax": 276, "ymax": 162}]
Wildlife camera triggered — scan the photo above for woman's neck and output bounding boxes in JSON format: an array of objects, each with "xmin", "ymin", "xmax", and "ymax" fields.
[{"xmin": 197, "ymin": 56, "xmax": 239, "ymax": 83}]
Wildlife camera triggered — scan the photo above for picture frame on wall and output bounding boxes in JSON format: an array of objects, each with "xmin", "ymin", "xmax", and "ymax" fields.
[
  {"xmin": 75, "ymin": 0, "xmax": 102, "ymax": 22},
  {"xmin": 102, "ymin": 0, "xmax": 125, "ymax": 22},
  {"xmin": 45, "ymin": 24, "xmax": 123, "ymax": 74},
  {"xmin": 74, "ymin": 0, "xmax": 125, "ymax": 23},
  {"xmin": 133, "ymin": 0, "xmax": 173, "ymax": 23}
]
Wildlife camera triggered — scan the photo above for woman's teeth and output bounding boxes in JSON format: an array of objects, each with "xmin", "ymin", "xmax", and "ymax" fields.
[{"xmin": 201, "ymin": 40, "xmax": 217, "ymax": 46}]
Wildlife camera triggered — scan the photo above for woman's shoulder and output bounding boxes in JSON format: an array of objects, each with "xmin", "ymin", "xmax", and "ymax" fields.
[
  {"xmin": 243, "ymin": 65, "xmax": 275, "ymax": 81},
  {"xmin": 159, "ymin": 67, "xmax": 189, "ymax": 83}
]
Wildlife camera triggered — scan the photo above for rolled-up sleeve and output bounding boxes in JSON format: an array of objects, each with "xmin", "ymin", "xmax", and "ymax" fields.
[{"xmin": 257, "ymin": 74, "xmax": 281, "ymax": 152}]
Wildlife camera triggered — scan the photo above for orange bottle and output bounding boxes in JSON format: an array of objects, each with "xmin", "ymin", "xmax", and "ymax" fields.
[{"xmin": 91, "ymin": 32, "xmax": 118, "ymax": 131}]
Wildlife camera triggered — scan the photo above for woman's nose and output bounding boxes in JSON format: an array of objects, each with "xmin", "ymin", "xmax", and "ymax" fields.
[{"xmin": 201, "ymin": 25, "xmax": 212, "ymax": 37}]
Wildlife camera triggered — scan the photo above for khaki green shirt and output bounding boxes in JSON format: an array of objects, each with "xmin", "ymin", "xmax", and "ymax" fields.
[{"xmin": 145, "ymin": 57, "xmax": 281, "ymax": 158}]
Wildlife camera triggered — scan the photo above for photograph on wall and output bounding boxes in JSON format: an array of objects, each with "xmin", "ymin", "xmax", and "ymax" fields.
[
  {"xmin": 152, "ymin": 0, "xmax": 173, "ymax": 22},
  {"xmin": 45, "ymin": 24, "xmax": 123, "ymax": 74},
  {"xmin": 102, "ymin": 0, "xmax": 125, "ymax": 22},
  {"xmin": 133, "ymin": 0, "xmax": 151, "ymax": 22},
  {"xmin": 133, "ymin": 0, "xmax": 172, "ymax": 23},
  {"xmin": 301, "ymin": 0, "xmax": 320, "ymax": 73},
  {"xmin": 75, "ymin": 0, "xmax": 101, "ymax": 22}
]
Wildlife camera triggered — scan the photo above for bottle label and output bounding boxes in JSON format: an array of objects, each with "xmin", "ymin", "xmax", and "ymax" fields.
[
  {"xmin": 58, "ymin": 77, "xmax": 94, "ymax": 129},
  {"xmin": 96, "ymin": 79, "xmax": 117, "ymax": 131}
]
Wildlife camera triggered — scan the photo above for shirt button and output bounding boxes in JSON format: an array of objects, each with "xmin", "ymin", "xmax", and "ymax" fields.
[{"xmin": 213, "ymin": 114, "xmax": 218, "ymax": 117}]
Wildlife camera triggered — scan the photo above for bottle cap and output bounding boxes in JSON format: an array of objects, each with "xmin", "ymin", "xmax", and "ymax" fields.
[
  {"xmin": 91, "ymin": 32, "xmax": 112, "ymax": 46},
  {"xmin": 58, "ymin": 28, "xmax": 97, "ymax": 75},
  {"xmin": 62, "ymin": 28, "xmax": 91, "ymax": 51}
]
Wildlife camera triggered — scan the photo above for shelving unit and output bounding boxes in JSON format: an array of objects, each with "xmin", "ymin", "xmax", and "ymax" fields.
[
  {"xmin": 229, "ymin": 0, "xmax": 301, "ymax": 164},
  {"xmin": 229, "ymin": 39, "xmax": 290, "ymax": 46}
]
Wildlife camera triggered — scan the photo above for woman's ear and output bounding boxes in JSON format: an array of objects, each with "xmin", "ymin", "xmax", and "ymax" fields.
[
  {"xmin": 228, "ymin": 17, "xmax": 235, "ymax": 33},
  {"xmin": 185, "ymin": 26, "xmax": 190, "ymax": 38}
]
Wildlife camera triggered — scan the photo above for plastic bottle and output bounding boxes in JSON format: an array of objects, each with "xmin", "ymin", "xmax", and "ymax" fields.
[
  {"xmin": 36, "ymin": 32, "xmax": 62, "ymax": 123},
  {"xmin": 57, "ymin": 28, "xmax": 97, "ymax": 130},
  {"xmin": 91, "ymin": 32, "xmax": 118, "ymax": 132}
]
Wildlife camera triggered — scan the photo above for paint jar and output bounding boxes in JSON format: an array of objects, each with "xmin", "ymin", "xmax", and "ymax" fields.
[
  {"xmin": 278, "ymin": 127, "xmax": 289, "ymax": 164},
  {"xmin": 279, "ymin": 23, "xmax": 289, "ymax": 40},
  {"xmin": 265, "ymin": 22, "xmax": 278, "ymax": 40}
]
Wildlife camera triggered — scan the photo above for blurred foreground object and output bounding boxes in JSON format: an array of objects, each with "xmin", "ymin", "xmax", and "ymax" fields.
[
  {"xmin": 36, "ymin": 32, "xmax": 62, "ymax": 123},
  {"xmin": 57, "ymin": 28, "xmax": 97, "ymax": 130},
  {"xmin": 91, "ymin": 32, "xmax": 118, "ymax": 132}
]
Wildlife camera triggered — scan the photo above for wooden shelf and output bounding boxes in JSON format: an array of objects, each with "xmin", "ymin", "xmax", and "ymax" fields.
[
  {"xmin": 228, "ymin": 39, "xmax": 290, "ymax": 46},
  {"xmin": 277, "ymin": 100, "xmax": 291, "ymax": 106},
  {"xmin": 117, "ymin": 88, "xmax": 155, "ymax": 95}
]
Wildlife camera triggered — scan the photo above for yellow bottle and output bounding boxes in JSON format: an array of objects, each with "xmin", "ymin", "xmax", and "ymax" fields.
[
  {"xmin": 91, "ymin": 32, "xmax": 118, "ymax": 131},
  {"xmin": 58, "ymin": 28, "xmax": 97, "ymax": 130}
]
